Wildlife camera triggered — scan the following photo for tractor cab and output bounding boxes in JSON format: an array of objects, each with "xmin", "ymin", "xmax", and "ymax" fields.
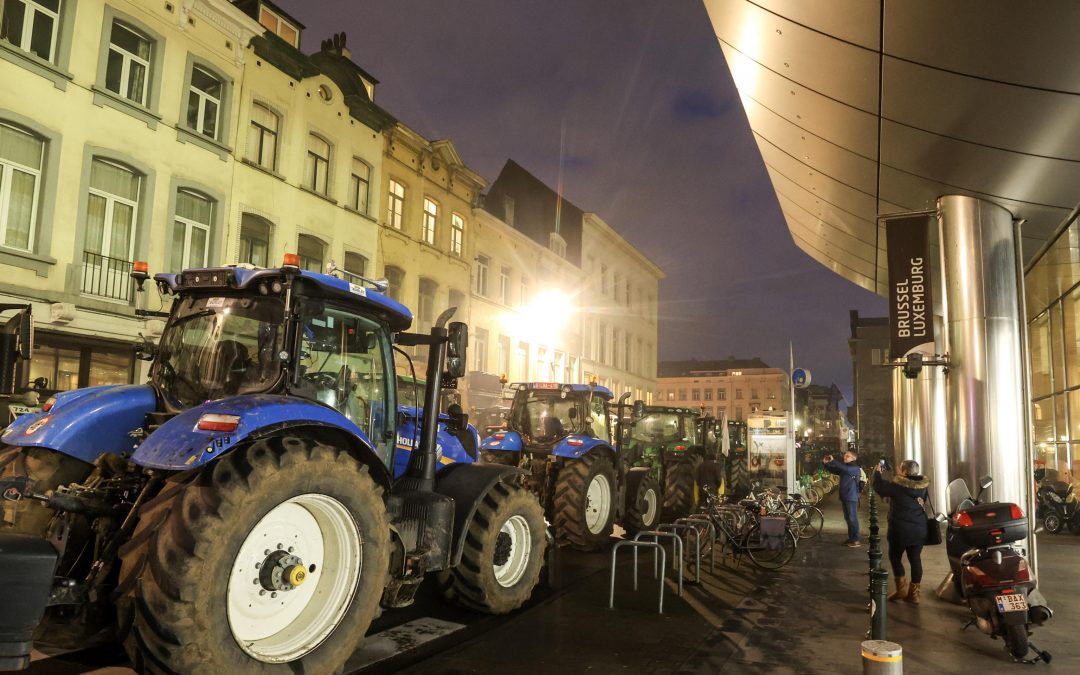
[
  {"xmin": 625, "ymin": 405, "xmax": 700, "ymax": 465},
  {"xmin": 506, "ymin": 382, "xmax": 612, "ymax": 448}
]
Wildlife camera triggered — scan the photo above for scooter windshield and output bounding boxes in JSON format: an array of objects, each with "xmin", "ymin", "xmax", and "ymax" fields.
[{"xmin": 946, "ymin": 477, "xmax": 973, "ymax": 515}]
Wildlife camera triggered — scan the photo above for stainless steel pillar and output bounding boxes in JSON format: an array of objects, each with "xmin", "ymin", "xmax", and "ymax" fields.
[{"xmin": 937, "ymin": 195, "xmax": 1026, "ymax": 509}]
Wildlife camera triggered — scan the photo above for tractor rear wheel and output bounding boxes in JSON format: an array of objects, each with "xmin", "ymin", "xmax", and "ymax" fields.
[
  {"xmin": 553, "ymin": 453, "xmax": 616, "ymax": 550},
  {"xmin": 728, "ymin": 452, "xmax": 749, "ymax": 497},
  {"xmin": 0, "ymin": 446, "xmax": 92, "ymax": 535},
  {"xmin": 622, "ymin": 474, "xmax": 661, "ymax": 535},
  {"xmin": 663, "ymin": 457, "xmax": 700, "ymax": 519},
  {"xmin": 438, "ymin": 482, "xmax": 546, "ymax": 613},
  {"xmin": 116, "ymin": 436, "xmax": 389, "ymax": 674}
]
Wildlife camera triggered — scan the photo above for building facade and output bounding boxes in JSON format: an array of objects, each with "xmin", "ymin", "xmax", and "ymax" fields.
[
  {"xmin": 656, "ymin": 357, "xmax": 789, "ymax": 421},
  {"xmin": 0, "ymin": 0, "xmax": 392, "ymax": 397},
  {"xmin": 847, "ymin": 310, "xmax": 893, "ymax": 457},
  {"xmin": 794, "ymin": 383, "xmax": 845, "ymax": 444}
]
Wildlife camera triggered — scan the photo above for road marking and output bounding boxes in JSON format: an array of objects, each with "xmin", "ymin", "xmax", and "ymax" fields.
[{"xmin": 348, "ymin": 617, "xmax": 465, "ymax": 668}]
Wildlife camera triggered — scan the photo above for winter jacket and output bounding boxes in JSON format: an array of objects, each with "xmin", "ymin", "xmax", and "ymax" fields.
[
  {"xmin": 873, "ymin": 471, "xmax": 931, "ymax": 549},
  {"xmin": 823, "ymin": 458, "xmax": 863, "ymax": 502}
]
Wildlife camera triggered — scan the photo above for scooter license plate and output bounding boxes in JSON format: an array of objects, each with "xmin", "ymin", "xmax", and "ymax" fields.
[{"xmin": 995, "ymin": 593, "xmax": 1029, "ymax": 613}]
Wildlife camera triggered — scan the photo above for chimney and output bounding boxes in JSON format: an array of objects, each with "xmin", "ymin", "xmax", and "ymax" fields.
[{"xmin": 321, "ymin": 32, "xmax": 351, "ymax": 60}]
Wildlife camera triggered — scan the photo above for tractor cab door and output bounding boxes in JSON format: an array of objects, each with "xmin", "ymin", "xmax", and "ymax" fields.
[
  {"xmin": 590, "ymin": 394, "xmax": 610, "ymax": 443},
  {"xmin": 297, "ymin": 305, "xmax": 395, "ymax": 462}
]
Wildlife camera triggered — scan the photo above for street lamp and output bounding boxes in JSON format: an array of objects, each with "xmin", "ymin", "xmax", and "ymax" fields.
[{"xmin": 504, "ymin": 288, "xmax": 575, "ymax": 346}]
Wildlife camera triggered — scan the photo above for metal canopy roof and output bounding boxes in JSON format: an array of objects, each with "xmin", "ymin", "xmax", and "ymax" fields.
[{"xmin": 704, "ymin": 0, "xmax": 1080, "ymax": 296}]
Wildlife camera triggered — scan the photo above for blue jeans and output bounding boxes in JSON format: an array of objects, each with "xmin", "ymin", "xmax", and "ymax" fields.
[{"xmin": 841, "ymin": 499, "xmax": 860, "ymax": 542}]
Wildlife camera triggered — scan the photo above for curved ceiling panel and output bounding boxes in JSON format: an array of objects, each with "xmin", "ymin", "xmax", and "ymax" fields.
[{"xmin": 705, "ymin": 0, "xmax": 1080, "ymax": 296}]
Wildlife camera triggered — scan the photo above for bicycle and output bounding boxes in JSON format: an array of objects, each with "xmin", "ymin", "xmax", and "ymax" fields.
[{"xmin": 688, "ymin": 490, "xmax": 797, "ymax": 569}]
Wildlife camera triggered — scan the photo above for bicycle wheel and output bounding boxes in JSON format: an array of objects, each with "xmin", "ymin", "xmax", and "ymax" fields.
[
  {"xmin": 767, "ymin": 510, "xmax": 802, "ymax": 539},
  {"xmin": 791, "ymin": 505, "xmax": 824, "ymax": 539},
  {"xmin": 745, "ymin": 524, "xmax": 797, "ymax": 569}
]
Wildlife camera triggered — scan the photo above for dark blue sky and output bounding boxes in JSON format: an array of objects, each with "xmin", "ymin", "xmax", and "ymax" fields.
[{"xmin": 290, "ymin": 0, "xmax": 886, "ymax": 404}]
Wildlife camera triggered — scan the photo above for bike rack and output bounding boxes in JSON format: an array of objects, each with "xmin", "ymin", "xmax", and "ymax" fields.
[
  {"xmin": 609, "ymin": 540, "xmax": 667, "ymax": 614},
  {"xmin": 674, "ymin": 516, "xmax": 717, "ymax": 578},
  {"xmin": 655, "ymin": 523, "xmax": 702, "ymax": 584},
  {"xmin": 634, "ymin": 530, "xmax": 684, "ymax": 595}
]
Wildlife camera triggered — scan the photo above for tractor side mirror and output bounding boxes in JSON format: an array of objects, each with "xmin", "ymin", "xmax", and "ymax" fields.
[
  {"xmin": 568, "ymin": 408, "xmax": 578, "ymax": 420},
  {"xmin": 445, "ymin": 321, "xmax": 467, "ymax": 380},
  {"xmin": 134, "ymin": 334, "xmax": 158, "ymax": 362},
  {"xmin": 0, "ymin": 307, "xmax": 32, "ymax": 395}
]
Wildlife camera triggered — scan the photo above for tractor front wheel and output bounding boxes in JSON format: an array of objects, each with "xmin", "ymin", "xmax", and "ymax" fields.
[
  {"xmin": 553, "ymin": 453, "xmax": 616, "ymax": 550},
  {"xmin": 622, "ymin": 474, "xmax": 661, "ymax": 535},
  {"xmin": 438, "ymin": 482, "xmax": 546, "ymax": 613},
  {"xmin": 663, "ymin": 457, "xmax": 701, "ymax": 519},
  {"xmin": 116, "ymin": 436, "xmax": 389, "ymax": 674}
]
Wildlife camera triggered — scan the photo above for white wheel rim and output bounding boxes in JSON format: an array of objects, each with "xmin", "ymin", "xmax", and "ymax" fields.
[
  {"xmin": 494, "ymin": 514, "xmax": 532, "ymax": 588},
  {"xmin": 227, "ymin": 494, "xmax": 361, "ymax": 663},
  {"xmin": 642, "ymin": 487, "xmax": 658, "ymax": 526},
  {"xmin": 585, "ymin": 472, "xmax": 612, "ymax": 534}
]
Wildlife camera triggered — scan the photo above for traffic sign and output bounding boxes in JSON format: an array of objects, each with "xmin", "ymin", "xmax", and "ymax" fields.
[{"xmin": 792, "ymin": 368, "xmax": 811, "ymax": 389}]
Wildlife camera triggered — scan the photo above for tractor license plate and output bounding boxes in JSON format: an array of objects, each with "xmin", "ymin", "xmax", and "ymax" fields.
[{"xmin": 996, "ymin": 593, "xmax": 1029, "ymax": 613}]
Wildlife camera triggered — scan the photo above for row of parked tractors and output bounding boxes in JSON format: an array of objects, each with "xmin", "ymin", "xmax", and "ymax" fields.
[{"xmin": 0, "ymin": 257, "xmax": 750, "ymax": 674}]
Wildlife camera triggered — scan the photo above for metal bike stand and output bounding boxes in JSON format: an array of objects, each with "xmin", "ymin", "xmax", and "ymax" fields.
[
  {"xmin": 657, "ymin": 523, "xmax": 700, "ymax": 584},
  {"xmin": 609, "ymin": 540, "xmax": 667, "ymax": 614},
  {"xmin": 675, "ymin": 516, "xmax": 716, "ymax": 575},
  {"xmin": 633, "ymin": 530, "xmax": 684, "ymax": 596}
]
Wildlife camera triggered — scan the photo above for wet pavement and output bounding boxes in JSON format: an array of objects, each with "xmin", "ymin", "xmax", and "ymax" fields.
[{"xmin": 29, "ymin": 493, "xmax": 1080, "ymax": 674}]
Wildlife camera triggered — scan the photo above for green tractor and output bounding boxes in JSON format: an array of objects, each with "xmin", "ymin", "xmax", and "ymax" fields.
[
  {"xmin": 724, "ymin": 419, "xmax": 750, "ymax": 497},
  {"xmin": 622, "ymin": 405, "xmax": 708, "ymax": 519}
]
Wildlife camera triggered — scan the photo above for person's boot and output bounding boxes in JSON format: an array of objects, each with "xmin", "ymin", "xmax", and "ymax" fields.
[
  {"xmin": 888, "ymin": 576, "xmax": 908, "ymax": 602},
  {"xmin": 905, "ymin": 582, "xmax": 922, "ymax": 605}
]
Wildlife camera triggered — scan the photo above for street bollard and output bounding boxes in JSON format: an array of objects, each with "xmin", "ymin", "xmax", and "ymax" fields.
[
  {"xmin": 861, "ymin": 640, "xmax": 902, "ymax": 674},
  {"xmin": 867, "ymin": 486, "xmax": 889, "ymax": 640}
]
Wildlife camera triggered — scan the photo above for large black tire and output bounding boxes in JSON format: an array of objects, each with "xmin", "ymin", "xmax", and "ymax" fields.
[
  {"xmin": 480, "ymin": 450, "xmax": 518, "ymax": 467},
  {"xmin": 553, "ymin": 453, "xmax": 616, "ymax": 550},
  {"xmin": 622, "ymin": 474, "xmax": 661, "ymax": 535},
  {"xmin": 728, "ymin": 452, "xmax": 749, "ymax": 497},
  {"xmin": 663, "ymin": 457, "xmax": 700, "ymax": 519},
  {"xmin": 0, "ymin": 446, "xmax": 93, "ymax": 534},
  {"xmin": 438, "ymin": 482, "xmax": 546, "ymax": 613},
  {"xmin": 1004, "ymin": 622, "xmax": 1029, "ymax": 660},
  {"xmin": 116, "ymin": 436, "xmax": 389, "ymax": 674},
  {"xmin": 1043, "ymin": 510, "xmax": 1063, "ymax": 534}
]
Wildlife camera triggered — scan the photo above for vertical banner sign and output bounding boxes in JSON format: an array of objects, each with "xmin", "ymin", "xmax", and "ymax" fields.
[{"xmin": 885, "ymin": 214, "xmax": 935, "ymax": 358}]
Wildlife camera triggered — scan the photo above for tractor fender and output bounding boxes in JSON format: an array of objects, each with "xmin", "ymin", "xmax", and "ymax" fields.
[
  {"xmin": 551, "ymin": 437, "xmax": 614, "ymax": 460},
  {"xmin": 479, "ymin": 430, "xmax": 523, "ymax": 452},
  {"xmin": 1, "ymin": 385, "xmax": 156, "ymax": 462},
  {"xmin": 130, "ymin": 394, "xmax": 391, "ymax": 489},
  {"xmin": 434, "ymin": 462, "xmax": 527, "ymax": 567}
]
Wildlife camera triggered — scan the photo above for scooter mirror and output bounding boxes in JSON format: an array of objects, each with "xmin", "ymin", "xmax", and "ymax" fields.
[{"xmin": 979, "ymin": 475, "xmax": 993, "ymax": 490}]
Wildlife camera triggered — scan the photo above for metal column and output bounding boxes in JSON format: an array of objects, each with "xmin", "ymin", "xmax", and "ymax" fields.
[{"xmin": 937, "ymin": 195, "xmax": 1027, "ymax": 510}]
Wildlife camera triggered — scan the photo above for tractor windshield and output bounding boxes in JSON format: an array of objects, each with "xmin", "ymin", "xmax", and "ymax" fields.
[
  {"xmin": 631, "ymin": 412, "xmax": 698, "ymax": 444},
  {"xmin": 510, "ymin": 389, "xmax": 596, "ymax": 443},
  {"xmin": 155, "ymin": 295, "xmax": 286, "ymax": 406}
]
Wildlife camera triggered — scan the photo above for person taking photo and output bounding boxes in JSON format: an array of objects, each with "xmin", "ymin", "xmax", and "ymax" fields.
[
  {"xmin": 873, "ymin": 459, "xmax": 930, "ymax": 604},
  {"xmin": 823, "ymin": 450, "xmax": 863, "ymax": 547}
]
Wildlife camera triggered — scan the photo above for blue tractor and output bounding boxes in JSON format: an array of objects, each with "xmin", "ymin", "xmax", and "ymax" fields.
[
  {"xmin": 0, "ymin": 259, "xmax": 546, "ymax": 673},
  {"xmin": 480, "ymin": 383, "xmax": 661, "ymax": 550}
]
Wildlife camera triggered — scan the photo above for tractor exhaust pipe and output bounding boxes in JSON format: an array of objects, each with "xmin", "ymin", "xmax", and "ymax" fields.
[{"xmin": 402, "ymin": 308, "xmax": 456, "ymax": 491}]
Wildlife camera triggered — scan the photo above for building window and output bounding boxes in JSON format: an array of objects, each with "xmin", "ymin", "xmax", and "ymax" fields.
[
  {"xmin": 519, "ymin": 277, "xmax": 529, "ymax": 307},
  {"xmin": 387, "ymin": 179, "xmax": 404, "ymax": 229},
  {"xmin": 450, "ymin": 212, "xmax": 464, "ymax": 256},
  {"xmin": 476, "ymin": 254, "xmax": 489, "ymax": 296},
  {"xmin": 751, "ymin": 388, "xmax": 758, "ymax": 399},
  {"xmin": 500, "ymin": 266, "xmax": 511, "ymax": 305},
  {"xmin": 83, "ymin": 159, "xmax": 140, "ymax": 300},
  {"xmin": 304, "ymin": 133, "xmax": 330, "ymax": 195},
  {"xmin": 421, "ymin": 197, "xmax": 437, "ymax": 245},
  {"xmin": 667, "ymin": 390, "xmax": 675, "ymax": 401},
  {"xmin": 105, "ymin": 21, "xmax": 151, "ymax": 105},
  {"xmin": 448, "ymin": 288, "xmax": 465, "ymax": 315},
  {"xmin": 517, "ymin": 342, "xmax": 528, "ymax": 380},
  {"xmin": 349, "ymin": 158, "xmax": 370, "ymax": 214},
  {"xmin": 258, "ymin": 4, "xmax": 299, "ymax": 47},
  {"xmin": 735, "ymin": 389, "xmax": 743, "ymax": 399},
  {"xmin": 704, "ymin": 389, "xmax": 713, "ymax": 401},
  {"xmin": 246, "ymin": 102, "xmax": 278, "ymax": 171},
  {"xmin": 0, "ymin": 122, "xmax": 43, "ymax": 251},
  {"xmin": 417, "ymin": 278, "xmax": 437, "ymax": 332},
  {"xmin": 344, "ymin": 251, "xmax": 367, "ymax": 277},
  {"xmin": 497, "ymin": 335, "xmax": 510, "ymax": 377},
  {"xmin": 186, "ymin": 65, "xmax": 222, "ymax": 140},
  {"xmin": 297, "ymin": 234, "xmax": 324, "ymax": 272},
  {"xmin": 170, "ymin": 189, "xmax": 212, "ymax": 271},
  {"xmin": 678, "ymin": 388, "xmax": 686, "ymax": 400},
  {"xmin": 238, "ymin": 213, "xmax": 270, "ymax": 267},
  {"xmin": 384, "ymin": 265, "xmax": 404, "ymax": 302},
  {"xmin": 718, "ymin": 389, "xmax": 726, "ymax": 400},
  {"xmin": 1, "ymin": 0, "xmax": 60, "ymax": 62},
  {"xmin": 474, "ymin": 327, "xmax": 488, "ymax": 372},
  {"xmin": 691, "ymin": 388, "xmax": 701, "ymax": 401}
]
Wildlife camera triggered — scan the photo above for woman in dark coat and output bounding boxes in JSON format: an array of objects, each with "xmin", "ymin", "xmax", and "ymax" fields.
[{"xmin": 872, "ymin": 459, "xmax": 930, "ymax": 604}]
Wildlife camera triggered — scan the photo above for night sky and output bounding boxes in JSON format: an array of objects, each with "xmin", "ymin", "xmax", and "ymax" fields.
[{"xmin": 290, "ymin": 0, "xmax": 886, "ymax": 406}]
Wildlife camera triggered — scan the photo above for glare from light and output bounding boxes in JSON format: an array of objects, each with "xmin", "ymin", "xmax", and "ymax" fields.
[{"xmin": 504, "ymin": 289, "xmax": 574, "ymax": 345}]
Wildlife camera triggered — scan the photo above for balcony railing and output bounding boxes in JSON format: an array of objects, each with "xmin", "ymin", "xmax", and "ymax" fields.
[{"xmin": 82, "ymin": 251, "xmax": 133, "ymax": 302}]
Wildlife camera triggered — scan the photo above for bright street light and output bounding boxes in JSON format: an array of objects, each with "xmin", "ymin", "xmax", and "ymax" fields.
[{"xmin": 503, "ymin": 288, "xmax": 574, "ymax": 345}]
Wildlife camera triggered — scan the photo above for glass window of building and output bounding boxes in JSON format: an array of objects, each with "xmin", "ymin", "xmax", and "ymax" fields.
[
  {"xmin": 717, "ymin": 389, "xmax": 726, "ymax": 400},
  {"xmin": 691, "ymin": 388, "xmax": 700, "ymax": 401},
  {"xmin": 735, "ymin": 389, "xmax": 743, "ymax": 399},
  {"xmin": 344, "ymin": 251, "xmax": 367, "ymax": 277},
  {"xmin": 450, "ymin": 212, "xmax": 464, "ymax": 256},
  {"xmin": 238, "ymin": 213, "xmax": 270, "ymax": 267},
  {"xmin": 1, "ymin": 0, "xmax": 60, "ymax": 62},
  {"xmin": 304, "ymin": 133, "xmax": 330, "ymax": 195},
  {"xmin": 257, "ymin": 4, "xmax": 298, "ymax": 47},
  {"xmin": 171, "ymin": 189, "xmax": 212, "ymax": 271},
  {"xmin": 297, "ymin": 234, "xmax": 324, "ymax": 272},
  {"xmin": 105, "ymin": 21, "xmax": 151, "ymax": 105},
  {"xmin": 448, "ymin": 288, "xmax": 465, "ymax": 315},
  {"xmin": 349, "ymin": 158, "xmax": 370, "ymax": 214},
  {"xmin": 384, "ymin": 265, "xmax": 404, "ymax": 302},
  {"xmin": 83, "ymin": 159, "xmax": 140, "ymax": 300},
  {"xmin": 476, "ymin": 254, "xmax": 489, "ymax": 296},
  {"xmin": 519, "ymin": 277, "xmax": 529, "ymax": 307},
  {"xmin": 0, "ymin": 122, "xmax": 43, "ymax": 251},
  {"xmin": 421, "ymin": 197, "xmax": 437, "ymax": 245},
  {"xmin": 246, "ymin": 102, "xmax": 278, "ymax": 171},
  {"xmin": 417, "ymin": 278, "xmax": 437, "ymax": 332},
  {"xmin": 499, "ymin": 266, "xmax": 510, "ymax": 305},
  {"xmin": 387, "ymin": 179, "xmax": 404, "ymax": 229},
  {"xmin": 497, "ymin": 335, "xmax": 510, "ymax": 377},
  {"xmin": 187, "ymin": 66, "xmax": 222, "ymax": 139},
  {"xmin": 703, "ymin": 389, "xmax": 712, "ymax": 401},
  {"xmin": 474, "ymin": 327, "xmax": 488, "ymax": 372}
]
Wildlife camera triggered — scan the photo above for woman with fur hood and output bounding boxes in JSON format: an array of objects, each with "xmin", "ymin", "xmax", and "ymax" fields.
[{"xmin": 872, "ymin": 459, "xmax": 930, "ymax": 604}]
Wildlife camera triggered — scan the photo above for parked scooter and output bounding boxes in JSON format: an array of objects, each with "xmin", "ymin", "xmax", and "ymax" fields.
[
  {"xmin": 1034, "ymin": 477, "xmax": 1079, "ymax": 535},
  {"xmin": 943, "ymin": 476, "xmax": 1053, "ymax": 663}
]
